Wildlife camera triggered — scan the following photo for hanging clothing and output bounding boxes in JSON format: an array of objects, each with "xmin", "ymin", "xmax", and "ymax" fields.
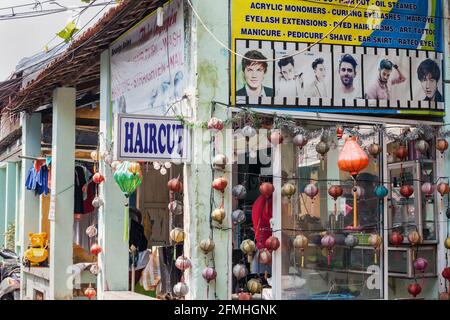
[
  {"xmin": 252, "ymin": 194, "xmax": 273, "ymax": 249},
  {"xmin": 74, "ymin": 166, "xmax": 87, "ymax": 214},
  {"xmin": 25, "ymin": 162, "xmax": 49, "ymax": 195},
  {"xmin": 35, "ymin": 165, "xmax": 49, "ymax": 195}
]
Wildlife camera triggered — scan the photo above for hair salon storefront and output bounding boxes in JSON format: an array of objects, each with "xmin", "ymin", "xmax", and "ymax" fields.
[{"xmin": 218, "ymin": 0, "xmax": 450, "ymax": 300}]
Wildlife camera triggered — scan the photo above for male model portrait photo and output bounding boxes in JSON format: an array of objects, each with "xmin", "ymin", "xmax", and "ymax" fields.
[
  {"xmin": 365, "ymin": 59, "xmax": 406, "ymax": 100},
  {"xmin": 236, "ymin": 50, "xmax": 273, "ymax": 98}
]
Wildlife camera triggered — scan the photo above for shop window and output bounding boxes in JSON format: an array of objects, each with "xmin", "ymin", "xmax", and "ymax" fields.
[{"xmin": 279, "ymin": 123, "xmax": 383, "ymax": 300}]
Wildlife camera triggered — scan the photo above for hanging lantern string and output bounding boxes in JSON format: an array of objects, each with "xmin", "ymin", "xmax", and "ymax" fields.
[
  {"xmin": 187, "ymin": 101, "xmax": 450, "ymax": 142},
  {"xmin": 210, "ymin": 220, "xmax": 450, "ymax": 234},
  {"xmin": 215, "ymin": 169, "xmax": 449, "ymax": 185}
]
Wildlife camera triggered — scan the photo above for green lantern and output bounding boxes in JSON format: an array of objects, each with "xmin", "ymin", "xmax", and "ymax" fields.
[{"xmin": 113, "ymin": 161, "xmax": 143, "ymax": 242}]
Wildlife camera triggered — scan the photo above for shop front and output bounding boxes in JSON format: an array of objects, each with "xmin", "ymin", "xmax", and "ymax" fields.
[{"xmin": 224, "ymin": 0, "xmax": 450, "ymax": 300}]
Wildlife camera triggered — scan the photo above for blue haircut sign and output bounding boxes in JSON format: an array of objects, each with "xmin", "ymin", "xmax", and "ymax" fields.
[{"xmin": 114, "ymin": 114, "xmax": 191, "ymax": 162}]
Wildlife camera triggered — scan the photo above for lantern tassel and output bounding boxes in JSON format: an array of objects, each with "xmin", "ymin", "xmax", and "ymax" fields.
[
  {"xmin": 328, "ymin": 252, "xmax": 331, "ymax": 267},
  {"xmin": 123, "ymin": 203, "xmax": 129, "ymax": 243},
  {"xmin": 301, "ymin": 254, "xmax": 304, "ymax": 268},
  {"xmin": 374, "ymin": 251, "xmax": 378, "ymax": 265}
]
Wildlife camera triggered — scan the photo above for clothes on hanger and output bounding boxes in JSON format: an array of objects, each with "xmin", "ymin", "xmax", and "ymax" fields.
[
  {"xmin": 74, "ymin": 163, "xmax": 95, "ymax": 215},
  {"xmin": 25, "ymin": 159, "xmax": 49, "ymax": 196}
]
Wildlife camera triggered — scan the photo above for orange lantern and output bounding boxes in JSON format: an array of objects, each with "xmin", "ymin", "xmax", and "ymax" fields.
[{"xmin": 338, "ymin": 136, "xmax": 369, "ymax": 228}]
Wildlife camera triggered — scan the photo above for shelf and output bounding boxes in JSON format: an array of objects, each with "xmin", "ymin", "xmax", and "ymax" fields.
[{"xmin": 298, "ymin": 265, "xmax": 377, "ymax": 276}]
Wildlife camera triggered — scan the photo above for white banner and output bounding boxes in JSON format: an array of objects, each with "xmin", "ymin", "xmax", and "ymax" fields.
[
  {"xmin": 110, "ymin": 0, "xmax": 186, "ymax": 116},
  {"xmin": 115, "ymin": 114, "xmax": 191, "ymax": 162}
]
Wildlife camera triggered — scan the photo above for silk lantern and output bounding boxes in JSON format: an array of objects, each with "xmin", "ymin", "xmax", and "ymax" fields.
[
  {"xmin": 258, "ymin": 248, "xmax": 272, "ymax": 265},
  {"xmin": 437, "ymin": 182, "xmax": 450, "ymax": 207},
  {"xmin": 444, "ymin": 237, "xmax": 450, "ymax": 249},
  {"xmin": 268, "ymin": 130, "xmax": 283, "ymax": 146},
  {"xmin": 167, "ymin": 176, "xmax": 183, "ymax": 193},
  {"xmin": 413, "ymin": 258, "xmax": 428, "ymax": 272},
  {"xmin": 113, "ymin": 161, "xmax": 143, "ymax": 242},
  {"xmin": 213, "ymin": 154, "xmax": 227, "ymax": 170},
  {"xmin": 231, "ymin": 209, "xmax": 246, "ymax": 225},
  {"xmin": 247, "ymin": 279, "xmax": 262, "ymax": 294},
  {"xmin": 232, "ymin": 264, "xmax": 248, "ymax": 280},
  {"xmin": 415, "ymin": 139, "xmax": 429, "ymax": 155},
  {"xmin": 315, "ymin": 140, "xmax": 329, "ymax": 161},
  {"xmin": 408, "ymin": 282, "xmax": 422, "ymax": 298},
  {"xmin": 175, "ymin": 256, "xmax": 191, "ymax": 271},
  {"xmin": 374, "ymin": 185, "xmax": 389, "ymax": 199},
  {"xmin": 202, "ymin": 267, "xmax": 217, "ymax": 283},
  {"xmin": 437, "ymin": 138, "xmax": 449, "ymax": 156},
  {"xmin": 282, "ymin": 182, "xmax": 296, "ymax": 216},
  {"xmin": 304, "ymin": 183, "xmax": 319, "ymax": 204},
  {"xmin": 168, "ymin": 200, "xmax": 183, "ymax": 215},
  {"xmin": 265, "ymin": 236, "xmax": 280, "ymax": 252},
  {"xmin": 240, "ymin": 239, "xmax": 256, "ymax": 263},
  {"xmin": 199, "ymin": 238, "xmax": 215, "ymax": 254},
  {"xmin": 293, "ymin": 234, "xmax": 308, "ymax": 267},
  {"xmin": 344, "ymin": 234, "xmax": 359, "ymax": 249},
  {"xmin": 336, "ymin": 126, "xmax": 344, "ymax": 140},
  {"xmin": 368, "ymin": 143, "xmax": 382, "ymax": 159},
  {"xmin": 90, "ymin": 243, "xmax": 102, "ymax": 256},
  {"xmin": 321, "ymin": 234, "xmax": 336, "ymax": 266},
  {"xmin": 338, "ymin": 136, "xmax": 369, "ymax": 228},
  {"xmin": 84, "ymin": 284, "xmax": 96, "ymax": 300},
  {"xmin": 293, "ymin": 134, "xmax": 308, "ymax": 150},
  {"xmin": 368, "ymin": 234, "xmax": 382, "ymax": 264},
  {"xmin": 421, "ymin": 182, "xmax": 434, "ymax": 201},
  {"xmin": 241, "ymin": 125, "xmax": 257, "ymax": 138},
  {"xmin": 328, "ymin": 185, "xmax": 343, "ymax": 216},
  {"xmin": 390, "ymin": 231, "xmax": 404, "ymax": 246},
  {"xmin": 173, "ymin": 282, "xmax": 189, "ymax": 297},
  {"xmin": 232, "ymin": 184, "xmax": 247, "ymax": 200},
  {"xmin": 211, "ymin": 207, "xmax": 226, "ymax": 224},
  {"xmin": 442, "ymin": 267, "xmax": 450, "ymax": 281}
]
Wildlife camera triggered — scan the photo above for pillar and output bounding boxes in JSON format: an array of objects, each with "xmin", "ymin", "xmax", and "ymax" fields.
[
  {"xmin": 15, "ymin": 162, "xmax": 22, "ymax": 253},
  {"xmin": 0, "ymin": 167, "xmax": 5, "ymax": 248},
  {"xmin": 48, "ymin": 87, "xmax": 75, "ymax": 300},
  {"xmin": 97, "ymin": 50, "xmax": 128, "ymax": 299},
  {"xmin": 184, "ymin": 0, "xmax": 230, "ymax": 300},
  {"xmin": 19, "ymin": 112, "xmax": 41, "ymax": 298},
  {"xmin": 4, "ymin": 162, "xmax": 17, "ymax": 248}
]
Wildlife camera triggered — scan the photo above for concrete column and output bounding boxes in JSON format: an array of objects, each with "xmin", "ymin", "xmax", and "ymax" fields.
[
  {"xmin": 15, "ymin": 163, "xmax": 21, "ymax": 253},
  {"xmin": 48, "ymin": 87, "xmax": 76, "ymax": 300},
  {"xmin": 19, "ymin": 112, "xmax": 41, "ymax": 298},
  {"xmin": 4, "ymin": 163, "xmax": 17, "ymax": 248},
  {"xmin": 184, "ymin": 0, "xmax": 230, "ymax": 300},
  {"xmin": 97, "ymin": 50, "xmax": 128, "ymax": 299},
  {"xmin": 441, "ymin": 0, "xmax": 450, "ymax": 296},
  {"xmin": 0, "ymin": 167, "xmax": 6, "ymax": 248}
]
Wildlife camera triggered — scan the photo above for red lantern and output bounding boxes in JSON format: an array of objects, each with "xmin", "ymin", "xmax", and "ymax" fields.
[
  {"xmin": 328, "ymin": 185, "xmax": 343, "ymax": 216},
  {"xmin": 442, "ymin": 267, "xmax": 450, "ymax": 281},
  {"xmin": 259, "ymin": 182, "xmax": 274, "ymax": 198},
  {"xmin": 238, "ymin": 292, "xmax": 252, "ymax": 300},
  {"xmin": 336, "ymin": 126, "xmax": 344, "ymax": 140},
  {"xmin": 92, "ymin": 172, "xmax": 105, "ymax": 184},
  {"xmin": 90, "ymin": 243, "xmax": 102, "ymax": 256},
  {"xmin": 84, "ymin": 284, "xmax": 96, "ymax": 300},
  {"xmin": 268, "ymin": 131, "xmax": 283, "ymax": 145},
  {"xmin": 212, "ymin": 176, "xmax": 228, "ymax": 193},
  {"xmin": 395, "ymin": 145, "xmax": 408, "ymax": 161},
  {"xmin": 167, "ymin": 176, "xmax": 183, "ymax": 193},
  {"xmin": 408, "ymin": 282, "xmax": 422, "ymax": 298},
  {"xmin": 328, "ymin": 185, "xmax": 343, "ymax": 200},
  {"xmin": 390, "ymin": 231, "xmax": 404, "ymax": 246},
  {"xmin": 400, "ymin": 185, "xmax": 414, "ymax": 198},
  {"xmin": 338, "ymin": 136, "xmax": 369, "ymax": 177},
  {"xmin": 265, "ymin": 236, "xmax": 280, "ymax": 252}
]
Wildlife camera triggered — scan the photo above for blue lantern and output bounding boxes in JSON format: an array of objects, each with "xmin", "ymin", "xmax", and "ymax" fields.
[{"xmin": 374, "ymin": 185, "xmax": 389, "ymax": 199}]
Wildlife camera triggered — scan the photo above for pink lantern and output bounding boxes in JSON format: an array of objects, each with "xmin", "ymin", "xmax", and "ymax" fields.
[
  {"xmin": 321, "ymin": 234, "xmax": 335, "ymax": 266},
  {"xmin": 304, "ymin": 184, "xmax": 319, "ymax": 200},
  {"xmin": 207, "ymin": 117, "xmax": 224, "ymax": 132},
  {"xmin": 202, "ymin": 267, "xmax": 217, "ymax": 283},
  {"xmin": 413, "ymin": 258, "xmax": 428, "ymax": 272},
  {"xmin": 175, "ymin": 256, "xmax": 192, "ymax": 271}
]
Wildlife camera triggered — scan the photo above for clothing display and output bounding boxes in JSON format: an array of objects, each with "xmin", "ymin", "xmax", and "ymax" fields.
[
  {"xmin": 157, "ymin": 245, "xmax": 183, "ymax": 296},
  {"xmin": 25, "ymin": 160, "xmax": 49, "ymax": 196},
  {"xmin": 74, "ymin": 164, "xmax": 94, "ymax": 214}
]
